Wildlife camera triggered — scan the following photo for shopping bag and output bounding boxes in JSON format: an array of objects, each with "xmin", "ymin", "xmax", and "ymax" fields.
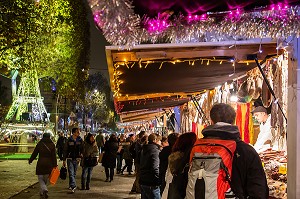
[
  {"xmin": 60, "ymin": 166, "xmax": 67, "ymax": 180},
  {"xmin": 49, "ymin": 166, "xmax": 60, "ymax": 185},
  {"xmin": 98, "ymin": 153, "xmax": 104, "ymax": 163}
]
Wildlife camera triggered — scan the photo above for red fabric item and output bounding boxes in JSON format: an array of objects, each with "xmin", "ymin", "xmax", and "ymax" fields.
[
  {"xmin": 236, "ymin": 104, "xmax": 243, "ymax": 138},
  {"xmin": 244, "ymin": 103, "xmax": 250, "ymax": 143},
  {"xmin": 192, "ymin": 122, "xmax": 197, "ymax": 134}
]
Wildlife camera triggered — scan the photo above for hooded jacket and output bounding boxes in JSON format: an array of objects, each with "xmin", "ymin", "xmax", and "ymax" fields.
[
  {"xmin": 139, "ymin": 142, "xmax": 160, "ymax": 186},
  {"xmin": 202, "ymin": 122, "xmax": 269, "ymax": 199}
]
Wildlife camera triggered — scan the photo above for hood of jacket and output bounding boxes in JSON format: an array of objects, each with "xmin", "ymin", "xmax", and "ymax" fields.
[
  {"xmin": 41, "ymin": 137, "xmax": 53, "ymax": 143},
  {"xmin": 141, "ymin": 143, "xmax": 160, "ymax": 155},
  {"xmin": 202, "ymin": 122, "xmax": 241, "ymax": 141}
]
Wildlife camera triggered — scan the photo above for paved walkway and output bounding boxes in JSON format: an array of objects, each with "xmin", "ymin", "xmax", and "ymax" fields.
[{"xmin": 0, "ymin": 159, "xmax": 140, "ymax": 199}]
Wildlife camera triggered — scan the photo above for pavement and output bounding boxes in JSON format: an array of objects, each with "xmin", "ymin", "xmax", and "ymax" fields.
[{"xmin": 0, "ymin": 159, "xmax": 141, "ymax": 199}]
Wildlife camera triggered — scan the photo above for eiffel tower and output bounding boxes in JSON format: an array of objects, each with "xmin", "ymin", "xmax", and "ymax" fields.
[{"xmin": 5, "ymin": 70, "xmax": 49, "ymax": 122}]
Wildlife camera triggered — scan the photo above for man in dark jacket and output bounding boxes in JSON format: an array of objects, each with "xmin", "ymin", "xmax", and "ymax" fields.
[
  {"xmin": 56, "ymin": 131, "xmax": 67, "ymax": 161},
  {"xmin": 202, "ymin": 103, "xmax": 269, "ymax": 199},
  {"xmin": 130, "ymin": 131, "xmax": 146, "ymax": 194},
  {"xmin": 139, "ymin": 133, "xmax": 161, "ymax": 199},
  {"xmin": 63, "ymin": 128, "xmax": 83, "ymax": 193}
]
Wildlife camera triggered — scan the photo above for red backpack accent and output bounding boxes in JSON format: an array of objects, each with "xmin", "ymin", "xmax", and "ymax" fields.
[{"xmin": 186, "ymin": 139, "xmax": 236, "ymax": 199}]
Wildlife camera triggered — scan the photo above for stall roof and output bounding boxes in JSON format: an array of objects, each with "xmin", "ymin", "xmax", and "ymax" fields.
[
  {"xmin": 119, "ymin": 109, "xmax": 165, "ymax": 123},
  {"xmin": 106, "ymin": 39, "xmax": 279, "ymax": 104}
]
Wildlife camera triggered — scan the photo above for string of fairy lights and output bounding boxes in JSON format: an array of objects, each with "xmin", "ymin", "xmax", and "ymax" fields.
[{"xmin": 112, "ymin": 57, "xmax": 251, "ymax": 98}]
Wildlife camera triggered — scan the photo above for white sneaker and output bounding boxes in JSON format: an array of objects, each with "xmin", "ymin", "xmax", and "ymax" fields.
[{"xmin": 71, "ymin": 187, "xmax": 76, "ymax": 193}]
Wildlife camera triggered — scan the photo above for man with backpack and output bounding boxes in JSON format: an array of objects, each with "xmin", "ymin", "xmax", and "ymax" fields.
[{"xmin": 186, "ymin": 103, "xmax": 268, "ymax": 199}]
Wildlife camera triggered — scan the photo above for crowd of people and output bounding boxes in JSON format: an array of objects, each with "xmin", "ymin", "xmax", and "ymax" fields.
[{"xmin": 28, "ymin": 103, "xmax": 269, "ymax": 199}]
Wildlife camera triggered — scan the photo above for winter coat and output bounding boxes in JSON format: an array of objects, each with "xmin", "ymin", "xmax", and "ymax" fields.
[
  {"xmin": 81, "ymin": 141, "xmax": 99, "ymax": 167},
  {"xmin": 122, "ymin": 141, "xmax": 133, "ymax": 160},
  {"xmin": 166, "ymin": 148, "xmax": 191, "ymax": 199},
  {"xmin": 29, "ymin": 137, "xmax": 57, "ymax": 175},
  {"xmin": 96, "ymin": 133, "xmax": 105, "ymax": 148},
  {"xmin": 159, "ymin": 145, "xmax": 172, "ymax": 184},
  {"xmin": 101, "ymin": 140, "xmax": 118, "ymax": 168},
  {"xmin": 202, "ymin": 122, "xmax": 269, "ymax": 199},
  {"xmin": 56, "ymin": 135, "xmax": 67, "ymax": 160},
  {"xmin": 63, "ymin": 136, "xmax": 83, "ymax": 160},
  {"xmin": 139, "ymin": 142, "xmax": 160, "ymax": 186},
  {"xmin": 135, "ymin": 139, "xmax": 143, "ymax": 165}
]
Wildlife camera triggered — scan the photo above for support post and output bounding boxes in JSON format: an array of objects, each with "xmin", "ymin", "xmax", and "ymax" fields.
[{"xmin": 287, "ymin": 37, "xmax": 300, "ymax": 198}]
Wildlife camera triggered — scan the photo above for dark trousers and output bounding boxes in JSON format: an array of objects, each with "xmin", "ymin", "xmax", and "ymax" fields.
[
  {"xmin": 122, "ymin": 159, "xmax": 133, "ymax": 173},
  {"xmin": 104, "ymin": 167, "xmax": 114, "ymax": 180},
  {"xmin": 116, "ymin": 154, "xmax": 123, "ymax": 172},
  {"xmin": 131, "ymin": 163, "xmax": 141, "ymax": 192}
]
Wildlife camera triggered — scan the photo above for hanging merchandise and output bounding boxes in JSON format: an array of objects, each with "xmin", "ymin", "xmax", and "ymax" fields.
[
  {"xmin": 261, "ymin": 72, "xmax": 273, "ymax": 108},
  {"xmin": 237, "ymin": 77, "xmax": 256, "ymax": 103},
  {"xmin": 180, "ymin": 102, "xmax": 196, "ymax": 133},
  {"xmin": 270, "ymin": 54, "xmax": 288, "ymax": 151}
]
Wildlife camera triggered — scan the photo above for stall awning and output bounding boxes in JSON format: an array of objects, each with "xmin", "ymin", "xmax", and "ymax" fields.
[{"xmin": 106, "ymin": 39, "xmax": 279, "ymax": 105}]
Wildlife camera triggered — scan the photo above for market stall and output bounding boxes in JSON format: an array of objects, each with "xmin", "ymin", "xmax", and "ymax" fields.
[{"xmin": 88, "ymin": 0, "xmax": 300, "ymax": 197}]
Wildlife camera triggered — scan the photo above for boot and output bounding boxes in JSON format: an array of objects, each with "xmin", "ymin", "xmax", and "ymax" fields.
[
  {"xmin": 86, "ymin": 183, "xmax": 90, "ymax": 190},
  {"xmin": 81, "ymin": 183, "xmax": 85, "ymax": 190}
]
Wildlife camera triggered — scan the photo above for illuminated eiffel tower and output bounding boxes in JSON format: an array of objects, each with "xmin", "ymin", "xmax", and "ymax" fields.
[{"xmin": 5, "ymin": 70, "xmax": 49, "ymax": 122}]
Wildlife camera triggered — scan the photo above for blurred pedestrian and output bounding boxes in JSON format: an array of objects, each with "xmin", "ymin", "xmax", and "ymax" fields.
[
  {"xmin": 29, "ymin": 133, "xmax": 57, "ymax": 199},
  {"xmin": 140, "ymin": 133, "xmax": 161, "ymax": 199},
  {"xmin": 63, "ymin": 128, "xmax": 83, "ymax": 193},
  {"xmin": 95, "ymin": 130, "xmax": 105, "ymax": 153},
  {"xmin": 56, "ymin": 131, "xmax": 67, "ymax": 161},
  {"xmin": 102, "ymin": 134, "xmax": 119, "ymax": 182},
  {"xmin": 80, "ymin": 133, "xmax": 99, "ymax": 190},
  {"xmin": 159, "ymin": 133, "xmax": 179, "ymax": 195},
  {"xmin": 116, "ymin": 134, "xmax": 125, "ymax": 174},
  {"xmin": 121, "ymin": 137, "xmax": 133, "ymax": 175},
  {"xmin": 130, "ymin": 131, "xmax": 147, "ymax": 194}
]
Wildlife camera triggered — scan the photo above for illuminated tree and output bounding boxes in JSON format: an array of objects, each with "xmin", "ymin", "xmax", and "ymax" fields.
[
  {"xmin": 0, "ymin": 0, "xmax": 89, "ymax": 99},
  {"xmin": 78, "ymin": 73, "xmax": 117, "ymax": 130},
  {"xmin": 0, "ymin": 0, "xmax": 89, "ymax": 121}
]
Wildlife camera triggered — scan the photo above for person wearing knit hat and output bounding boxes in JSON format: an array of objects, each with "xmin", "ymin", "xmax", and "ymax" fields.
[{"xmin": 251, "ymin": 106, "xmax": 272, "ymax": 152}]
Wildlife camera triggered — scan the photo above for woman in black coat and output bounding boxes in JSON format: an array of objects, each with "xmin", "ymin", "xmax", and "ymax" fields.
[
  {"xmin": 101, "ymin": 134, "xmax": 119, "ymax": 182},
  {"xmin": 29, "ymin": 133, "xmax": 57, "ymax": 198}
]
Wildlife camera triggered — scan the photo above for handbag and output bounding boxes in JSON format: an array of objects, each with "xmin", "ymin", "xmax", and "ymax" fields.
[
  {"xmin": 84, "ymin": 156, "xmax": 98, "ymax": 167},
  {"xmin": 49, "ymin": 166, "xmax": 60, "ymax": 185},
  {"xmin": 60, "ymin": 166, "xmax": 67, "ymax": 180}
]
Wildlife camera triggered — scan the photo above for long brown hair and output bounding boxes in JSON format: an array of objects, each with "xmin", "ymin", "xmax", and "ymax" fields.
[{"xmin": 172, "ymin": 132, "xmax": 197, "ymax": 152}]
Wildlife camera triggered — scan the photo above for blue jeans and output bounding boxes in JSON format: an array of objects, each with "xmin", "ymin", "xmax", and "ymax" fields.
[
  {"xmin": 140, "ymin": 185, "xmax": 161, "ymax": 199},
  {"xmin": 67, "ymin": 159, "xmax": 79, "ymax": 188},
  {"xmin": 81, "ymin": 166, "xmax": 93, "ymax": 187}
]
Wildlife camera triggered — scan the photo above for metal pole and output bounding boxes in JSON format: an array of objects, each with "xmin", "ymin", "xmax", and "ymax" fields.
[{"xmin": 191, "ymin": 96, "xmax": 210, "ymax": 126}]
